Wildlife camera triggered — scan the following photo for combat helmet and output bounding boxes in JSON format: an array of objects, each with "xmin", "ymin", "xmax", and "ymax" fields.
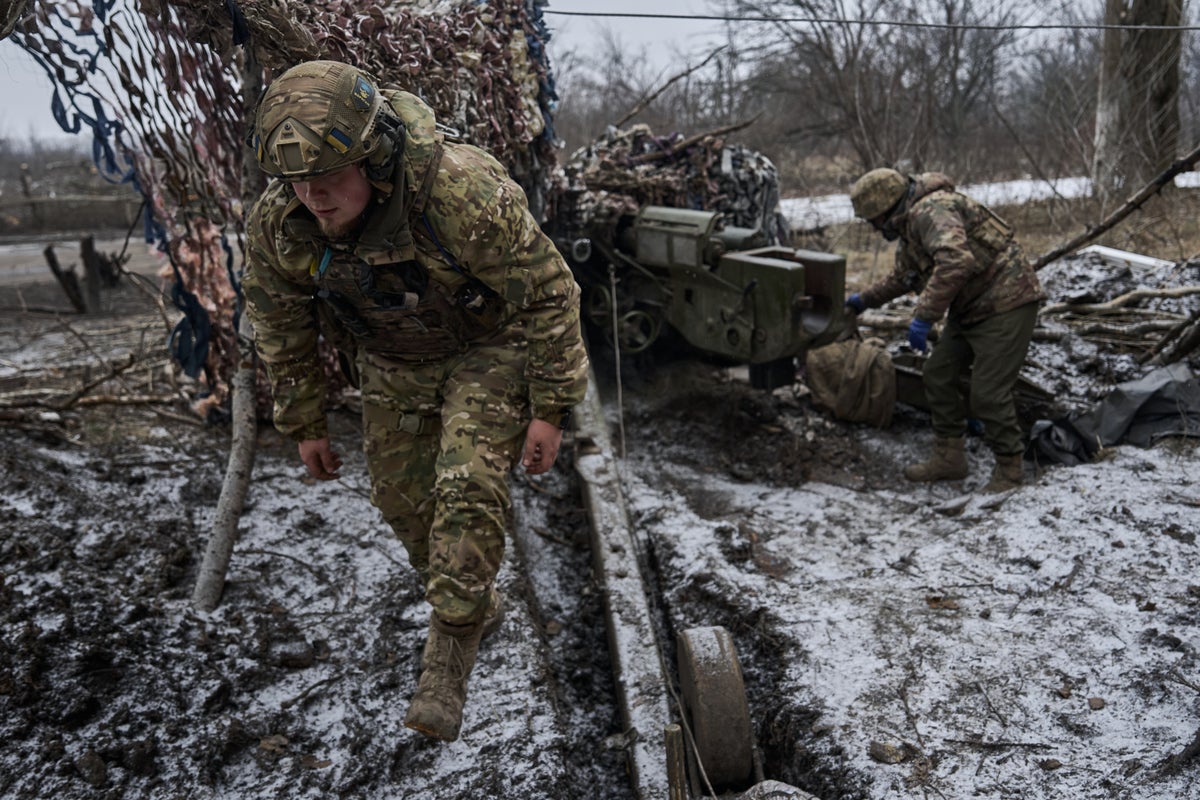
[
  {"xmin": 850, "ymin": 168, "xmax": 910, "ymax": 220},
  {"xmin": 254, "ymin": 60, "xmax": 400, "ymax": 180}
]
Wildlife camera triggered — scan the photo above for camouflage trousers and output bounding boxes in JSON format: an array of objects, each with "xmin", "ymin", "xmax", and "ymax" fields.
[
  {"xmin": 923, "ymin": 301, "xmax": 1038, "ymax": 456},
  {"xmin": 357, "ymin": 332, "xmax": 529, "ymax": 627}
]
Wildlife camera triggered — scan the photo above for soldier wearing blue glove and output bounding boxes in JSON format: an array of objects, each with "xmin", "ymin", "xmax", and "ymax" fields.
[{"xmin": 846, "ymin": 168, "xmax": 1045, "ymax": 492}]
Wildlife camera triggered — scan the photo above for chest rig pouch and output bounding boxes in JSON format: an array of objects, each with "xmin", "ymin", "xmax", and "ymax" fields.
[
  {"xmin": 312, "ymin": 217, "xmax": 506, "ymax": 364},
  {"xmin": 964, "ymin": 197, "xmax": 1014, "ymax": 263}
]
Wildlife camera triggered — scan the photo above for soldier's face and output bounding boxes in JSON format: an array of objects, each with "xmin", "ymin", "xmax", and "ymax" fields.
[{"xmin": 292, "ymin": 164, "xmax": 373, "ymax": 239}]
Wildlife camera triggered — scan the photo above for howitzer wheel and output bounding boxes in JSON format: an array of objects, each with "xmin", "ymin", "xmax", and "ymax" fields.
[
  {"xmin": 583, "ymin": 285, "xmax": 614, "ymax": 329},
  {"xmin": 676, "ymin": 625, "xmax": 755, "ymax": 793},
  {"xmin": 615, "ymin": 309, "xmax": 660, "ymax": 354}
]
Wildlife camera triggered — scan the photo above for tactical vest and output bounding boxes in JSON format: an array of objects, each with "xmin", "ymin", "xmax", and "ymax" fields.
[
  {"xmin": 963, "ymin": 198, "xmax": 1015, "ymax": 260},
  {"xmin": 296, "ymin": 129, "xmax": 509, "ymax": 365},
  {"xmin": 901, "ymin": 192, "xmax": 1016, "ymax": 290},
  {"xmin": 310, "ymin": 228, "xmax": 508, "ymax": 365}
]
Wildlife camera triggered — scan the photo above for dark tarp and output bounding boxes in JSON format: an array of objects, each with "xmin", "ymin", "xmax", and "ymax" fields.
[{"xmin": 1029, "ymin": 363, "xmax": 1200, "ymax": 465}]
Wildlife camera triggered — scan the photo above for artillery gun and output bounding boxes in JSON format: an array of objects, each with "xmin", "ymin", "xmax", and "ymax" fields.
[{"xmin": 552, "ymin": 204, "xmax": 848, "ymax": 390}]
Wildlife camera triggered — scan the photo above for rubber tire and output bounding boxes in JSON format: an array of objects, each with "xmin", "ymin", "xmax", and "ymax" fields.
[{"xmin": 676, "ymin": 625, "xmax": 755, "ymax": 792}]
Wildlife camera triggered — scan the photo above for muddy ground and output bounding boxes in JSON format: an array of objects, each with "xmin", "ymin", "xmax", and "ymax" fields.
[
  {"xmin": 2, "ymin": 246, "xmax": 1200, "ymax": 800},
  {"xmin": 0, "ymin": 265, "xmax": 635, "ymax": 799}
]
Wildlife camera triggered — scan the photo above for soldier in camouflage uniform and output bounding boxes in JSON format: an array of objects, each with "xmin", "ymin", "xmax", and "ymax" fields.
[
  {"xmin": 845, "ymin": 168, "xmax": 1045, "ymax": 492},
  {"xmin": 242, "ymin": 60, "xmax": 589, "ymax": 742}
]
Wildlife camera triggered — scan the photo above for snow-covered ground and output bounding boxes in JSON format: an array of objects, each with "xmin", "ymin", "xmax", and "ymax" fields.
[
  {"xmin": 611, "ymin": 360, "xmax": 1200, "ymax": 799},
  {"xmin": 2, "ymin": 175, "xmax": 1200, "ymax": 799},
  {"xmin": 780, "ymin": 173, "xmax": 1200, "ymax": 230}
]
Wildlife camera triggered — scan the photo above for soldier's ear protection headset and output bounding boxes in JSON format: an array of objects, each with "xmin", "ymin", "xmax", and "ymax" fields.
[{"xmin": 363, "ymin": 110, "xmax": 404, "ymax": 184}]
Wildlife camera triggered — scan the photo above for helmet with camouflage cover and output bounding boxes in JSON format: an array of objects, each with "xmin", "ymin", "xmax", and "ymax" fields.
[
  {"xmin": 254, "ymin": 60, "xmax": 400, "ymax": 180},
  {"xmin": 850, "ymin": 168, "xmax": 910, "ymax": 220}
]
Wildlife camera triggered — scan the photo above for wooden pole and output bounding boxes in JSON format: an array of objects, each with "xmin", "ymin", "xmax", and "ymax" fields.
[
  {"xmin": 80, "ymin": 235, "xmax": 102, "ymax": 312},
  {"xmin": 192, "ymin": 49, "xmax": 264, "ymax": 612},
  {"xmin": 42, "ymin": 244, "xmax": 87, "ymax": 313}
]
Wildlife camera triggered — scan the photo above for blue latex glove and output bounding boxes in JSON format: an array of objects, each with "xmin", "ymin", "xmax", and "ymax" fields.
[
  {"xmin": 845, "ymin": 293, "xmax": 866, "ymax": 313},
  {"xmin": 908, "ymin": 318, "xmax": 932, "ymax": 352}
]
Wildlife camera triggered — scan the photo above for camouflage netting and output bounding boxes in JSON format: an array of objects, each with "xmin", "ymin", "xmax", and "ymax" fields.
[
  {"xmin": 554, "ymin": 123, "xmax": 791, "ymax": 246},
  {"xmin": 9, "ymin": 0, "xmax": 559, "ymax": 415},
  {"xmin": 9, "ymin": 0, "xmax": 788, "ymax": 418}
]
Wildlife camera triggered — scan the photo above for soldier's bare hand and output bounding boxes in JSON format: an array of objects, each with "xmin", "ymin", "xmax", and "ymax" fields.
[
  {"xmin": 522, "ymin": 419, "xmax": 563, "ymax": 475},
  {"xmin": 298, "ymin": 437, "xmax": 342, "ymax": 480}
]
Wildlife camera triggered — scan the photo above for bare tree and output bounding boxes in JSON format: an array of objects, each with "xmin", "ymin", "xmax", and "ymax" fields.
[
  {"xmin": 553, "ymin": 29, "xmax": 682, "ymax": 154},
  {"xmin": 1003, "ymin": 15, "xmax": 1101, "ymax": 180},
  {"xmin": 725, "ymin": 0, "xmax": 1024, "ymax": 174},
  {"xmin": 1093, "ymin": 0, "xmax": 1184, "ymax": 201}
]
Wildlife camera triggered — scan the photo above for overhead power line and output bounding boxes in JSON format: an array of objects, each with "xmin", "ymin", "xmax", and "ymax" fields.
[{"xmin": 543, "ymin": 10, "xmax": 1200, "ymax": 33}]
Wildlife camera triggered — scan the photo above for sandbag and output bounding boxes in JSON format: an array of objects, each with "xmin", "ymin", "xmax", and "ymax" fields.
[{"xmin": 804, "ymin": 337, "xmax": 897, "ymax": 428}]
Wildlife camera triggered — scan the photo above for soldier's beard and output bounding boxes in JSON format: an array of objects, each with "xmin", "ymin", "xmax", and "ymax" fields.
[{"xmin": 317, "ymin": 215, "xmax": 365, "ymax": 241}]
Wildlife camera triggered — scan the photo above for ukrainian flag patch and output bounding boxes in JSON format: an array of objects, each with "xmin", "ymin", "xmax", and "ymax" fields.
[
  {"xmin": 325, "ymin": 128, "xmax": 352, "ymax": 153},
  {"xmin": 351, "ymin": 75, "xmax": 374, "ymax": 112}
]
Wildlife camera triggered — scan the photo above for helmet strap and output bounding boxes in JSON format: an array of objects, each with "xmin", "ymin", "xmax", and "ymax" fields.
[{"xmin": 365, "ymin": 112, "xmax": 405, "ymax": 186}]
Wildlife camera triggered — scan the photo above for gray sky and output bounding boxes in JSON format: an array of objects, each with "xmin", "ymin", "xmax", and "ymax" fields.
[
  {"xmin": 544, "ymin": 0, "xmax": 724, "ymax": 64},
  {"xmin": 0, "ymin": 42, "xmax": 76, "ymax": 144},
  {"xmin": 0, "ymin": 1, "xmax": 722, "ymax": 144}
]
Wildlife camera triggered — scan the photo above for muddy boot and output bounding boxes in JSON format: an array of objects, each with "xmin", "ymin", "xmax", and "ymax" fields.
[
  {"xmin": 404, "ymin": 616, "xmax": 484, "ymax": 742},
  {"xmin": 903, "ymin": 437, "xmax": 969, "ymax": 482},
  {"xmin": 481, "ymin": 589, "xmax": 505, "ymax": 640},
  {"xmin": 983, "ymin": 453, "xmax": 1023, "ymax": 493}
]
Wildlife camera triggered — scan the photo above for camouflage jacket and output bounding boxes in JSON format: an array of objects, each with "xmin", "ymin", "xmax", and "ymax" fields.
[
  {"xmin": 860, "ymin": 172, "xmax": 1045, "ymax": 325},
  {"xmin": 244, "ymin": 90, "xmax": 589, "ymax": 440}
]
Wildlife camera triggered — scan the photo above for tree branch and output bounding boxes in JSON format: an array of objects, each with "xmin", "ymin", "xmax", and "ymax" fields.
[
  {"xmin": 1034, "ymin": 139, "xmax": 1200, "ymax": 270},
  {"xmin": 614, "ymin": 46, "xmax": 725, "ymax": 130}
]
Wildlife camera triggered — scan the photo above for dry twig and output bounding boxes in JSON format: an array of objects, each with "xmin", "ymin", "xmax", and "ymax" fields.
[
  {"xmin": 1042, "ymin": 286, "xmax": 1200, "ymax": 315},
  {"xmin": 614, "ymin": 47, "xmax": 725, "ymax": 129}
]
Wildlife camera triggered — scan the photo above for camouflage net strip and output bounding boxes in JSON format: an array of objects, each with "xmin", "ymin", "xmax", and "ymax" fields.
[
  {"xmin": 557, "ymin": 123, "xmax": 791, "ymax": 246},
  {"xmin": 11, "ymin": 0, "xmax": 559, "ymax": 414}
]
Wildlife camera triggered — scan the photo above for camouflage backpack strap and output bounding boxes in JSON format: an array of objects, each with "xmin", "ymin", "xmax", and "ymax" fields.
[
  {"xmin": 409, "ymin": 139, "xmax": 444, "ymax": 218},
  {"xmin": 420, "ymin": 212, "xmax": 500, "ymax": 304}
]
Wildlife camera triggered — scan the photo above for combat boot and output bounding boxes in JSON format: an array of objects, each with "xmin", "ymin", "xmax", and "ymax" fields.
[
  {"xmin": 404, "ymin": 616, "xmax": 484, "ymax": 742},
  {"xmin": 903, "ymin": 437, "xmax": 969, "ymax": 482},
  {"xmin": 481, "ymin": 589, "xmax": 505, "ymax": 640},
  {"xmin": 983, "ymin": 453, "xmax": 1023, "ymax": 493}
]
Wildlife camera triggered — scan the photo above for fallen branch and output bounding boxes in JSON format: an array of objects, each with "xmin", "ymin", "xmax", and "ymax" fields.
[
  {"xmin": 74, "ymin": 393, "xmax": 182, "ymax": 406},
  {"xmin": 55, "ymin": 353, "xmax": 138, "ymax": 409},
  {"xmin": 1070, "ymin": 320, "xmax": 1181, "ymax": 337},
  {"xmin": 1042, "ymin": 286, "xmax": 1200, "ymax": 315},
  {"xmin": 281, "ymin": 674, "xmax": 341, "ymax": 710},
  {"xmin": 1162, "ymin": 727, "xmax": 1200, "ymax": 775},
  {"xmin": 1034, "ymin": 139, "xmax": 1200, "ymax": 270},
  {"xmin": 1146, "ymin": 313, "xmax": 1200, "ymax": 366},
  {"xmin": 0, "ymin": 305, "xmax": 74, "ymax": 315},
  {"xmin": 944, "ymin": 738, "xmax": 1053, "ymax": 750},
  {"xmin": 532, "ymin": 525, "xmax": 577, "ymax": 549},
  {"xmin": 1168, "ymin": 669, "xmax": 1200, "ymax": 694},
  {"xmin": 1139, "ymin": 314, "xmax": 1196, "ymax": 364}
]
